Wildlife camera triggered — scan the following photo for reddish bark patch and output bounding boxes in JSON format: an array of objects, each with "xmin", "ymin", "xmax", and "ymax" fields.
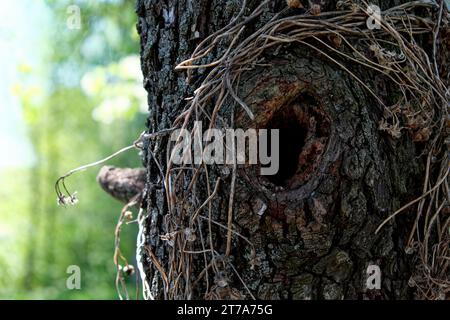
[{"xmin": 263, "ymin": 92, "xmax": 331, "ymax": 189}]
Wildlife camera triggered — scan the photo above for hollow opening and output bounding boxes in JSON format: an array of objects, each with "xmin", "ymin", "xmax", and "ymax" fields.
[{"xmin": 265, "ymin": 106, "xmax": 307, "ymax": 186}]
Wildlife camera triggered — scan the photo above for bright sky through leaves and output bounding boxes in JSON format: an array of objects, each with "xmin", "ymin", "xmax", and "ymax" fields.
[{"xmin": 0, "ymin": 0, "xmax": 49, "ymax": 168}]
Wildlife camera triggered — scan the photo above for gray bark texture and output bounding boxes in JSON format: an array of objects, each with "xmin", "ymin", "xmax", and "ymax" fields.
[{"xmin": 135, "ymin": 0, "xmax": 437, "ymax": 299}]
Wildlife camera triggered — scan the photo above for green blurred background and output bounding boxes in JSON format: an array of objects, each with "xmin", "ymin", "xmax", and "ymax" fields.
[{"xmin": 0, "ymin": 0, "xmax": 146, "ymax": 299}]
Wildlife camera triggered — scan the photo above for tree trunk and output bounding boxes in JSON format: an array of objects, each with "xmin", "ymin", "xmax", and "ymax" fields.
[{"xmin": 135, "ymin": 0, "xmax": 444, "ymax": 300}]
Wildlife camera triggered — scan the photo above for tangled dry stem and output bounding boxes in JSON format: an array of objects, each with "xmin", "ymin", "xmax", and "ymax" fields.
[
  {"xmin": 138, "ymin": 0, "xmax": 449, "ymax": 300},
  {"xmin": 73, "ymin": 0, "xmax": 449, "ymax": 300},
  {"xmin": 54, "ymin": 0, "xmax": 448, "ymax": 300}
]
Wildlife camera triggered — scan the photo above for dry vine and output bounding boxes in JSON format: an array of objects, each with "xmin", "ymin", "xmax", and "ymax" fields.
[
  {"xmin": 55, "ymin": 130, "xmax": 171, "ymax": 299},
  {"xmin": 140, "ymin": 0, "xmax": 449, "ymax": 300}
]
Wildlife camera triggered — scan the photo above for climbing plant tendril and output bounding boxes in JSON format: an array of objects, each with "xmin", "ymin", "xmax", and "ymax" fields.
[{"xmin": 137, "ymin": 0, "xmax": 449, "ymax": 300}]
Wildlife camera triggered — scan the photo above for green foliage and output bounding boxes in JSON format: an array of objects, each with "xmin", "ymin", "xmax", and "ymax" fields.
[{"xmin": 0, "ymin": 0, "xmax": 146, "ymax": 299}]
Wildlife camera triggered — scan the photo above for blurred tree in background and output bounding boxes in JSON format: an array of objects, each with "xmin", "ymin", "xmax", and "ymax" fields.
[{"xmin": 0, "ymin": 0, "xmax": 146, "ymax": 299}]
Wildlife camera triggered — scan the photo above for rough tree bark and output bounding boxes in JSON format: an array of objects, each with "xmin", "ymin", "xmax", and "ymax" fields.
[{"xmin": 135, "ymin": 0, "xmax": 436, "ymax": 299}]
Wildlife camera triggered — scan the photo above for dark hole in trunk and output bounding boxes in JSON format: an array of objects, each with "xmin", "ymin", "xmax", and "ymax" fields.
[{"xmin": 265, "ymin": 106, "xmax": 307, "ymax": 186}]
